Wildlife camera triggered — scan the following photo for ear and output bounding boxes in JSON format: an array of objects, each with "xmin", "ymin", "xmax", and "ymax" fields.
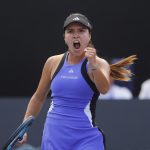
[
  {"xmin": 63, "ymin": 33, "xmax": 67, "ymax": 45},
  {"xmin": 88, "ymin": 33, "xmax": 91, "ymax": 42}
]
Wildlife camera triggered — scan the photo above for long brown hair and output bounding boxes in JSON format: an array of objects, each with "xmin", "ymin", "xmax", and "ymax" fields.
[
  {"xmin": 110, "ymin": 55, "xmax": 137, "ymax": 81},
  {"xmin": 88, "ymin": 41, "xmax": 137, "ymax": 81}
]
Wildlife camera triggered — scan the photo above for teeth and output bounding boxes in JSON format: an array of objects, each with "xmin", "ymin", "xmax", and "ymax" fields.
[
  {"xmin": 73, "ymin": 41, "xmax": 80, "ymax": 49},
  {"xmin": 74, "ymin": 40, "xmax": 79, "ymax": 43}
]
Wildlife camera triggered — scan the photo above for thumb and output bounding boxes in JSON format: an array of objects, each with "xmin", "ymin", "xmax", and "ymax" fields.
[{"xmin": 18, "ymin": 133, "xmax": 28, "ymax": 145}]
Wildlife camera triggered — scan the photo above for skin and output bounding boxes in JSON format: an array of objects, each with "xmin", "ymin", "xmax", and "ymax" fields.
[{"xmin": 19, "ymin": 22, "xmax": 111, "ymax": 144}]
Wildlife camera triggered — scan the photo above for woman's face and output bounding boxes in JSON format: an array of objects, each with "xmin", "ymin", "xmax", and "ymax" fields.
[{"xmin": 64, "ymin": 22, "xmax": 91, "ymax": 56}]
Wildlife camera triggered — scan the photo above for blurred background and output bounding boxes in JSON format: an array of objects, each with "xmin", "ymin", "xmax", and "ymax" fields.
[
  {"xmin": 0, "ymin": 0, "xmax": 149, "ymax": 97},
  {"xmin": 0, "ymin": 0, "xmax": 150, "ymax": 149}
]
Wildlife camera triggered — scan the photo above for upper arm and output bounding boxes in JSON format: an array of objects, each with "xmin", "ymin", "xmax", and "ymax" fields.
[
  {"xmin": 97, "ymin": 57, "xmax": 110, "ymax": 80},
  {"xmin": 88, "ymin": 57, "xmax": 110, "ymax": 82},
  {"xmin": 34, "ymin": 57, "xmax": 53, "ymax": 100},
  {"xmin": 88, "ymin": 57, "xmax": 111, "ymax": 93}
]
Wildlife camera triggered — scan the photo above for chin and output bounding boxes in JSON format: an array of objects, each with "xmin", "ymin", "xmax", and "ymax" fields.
[{"xmin": 74, "ymin": 49, "xmax": 84, "ymax": 55}]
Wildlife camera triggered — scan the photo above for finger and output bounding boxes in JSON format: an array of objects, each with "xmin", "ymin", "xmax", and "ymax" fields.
[
  {"xmin": 86, "ymin": 47, "xmax": 96, "ymax": 51},
  {"xmin": 85, "ymin": 51, "xmax": 95, "ymax": 57},
  {"xmin": 18, "ymin": 133, "xmax": 27, "ymax": 144}
]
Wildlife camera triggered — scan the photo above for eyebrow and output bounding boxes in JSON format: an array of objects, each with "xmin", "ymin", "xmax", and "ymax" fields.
[{"xmin": 67, "ymin": 26, "xmax": 87, "ymax": 30}]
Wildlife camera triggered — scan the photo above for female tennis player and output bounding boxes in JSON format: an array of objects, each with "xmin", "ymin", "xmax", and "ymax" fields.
[{"xmin": 19, "ymin": 13, "xmax": 137, "ymax": 150}]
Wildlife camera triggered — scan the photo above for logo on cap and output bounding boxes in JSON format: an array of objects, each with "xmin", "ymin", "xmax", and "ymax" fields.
[{"xmin": 73, "ymin": 17, "xmax": 80, "ymax": 21}]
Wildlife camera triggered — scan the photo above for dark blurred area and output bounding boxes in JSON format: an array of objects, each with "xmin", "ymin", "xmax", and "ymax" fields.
[{"xmin": 0, "ymin": 0, "xmax": 149, "ymax": 96}]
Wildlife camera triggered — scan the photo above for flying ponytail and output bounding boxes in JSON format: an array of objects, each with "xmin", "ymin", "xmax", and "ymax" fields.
[
  {"xmin": 110, "ymin": 55, "xmax": 137, "ymax": 81},
  {"xmin": 88, "ymin": 41, "xmax": 137, "ymax": 81}
]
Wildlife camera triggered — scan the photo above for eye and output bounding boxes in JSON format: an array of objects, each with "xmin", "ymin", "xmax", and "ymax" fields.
[
  {"xmin": 79, "ymin": 29, "xmax": 85, "ymax": 32},
  {"xmin": 66, "ymin": 29, "xmax": 73, "ymax": 33}
]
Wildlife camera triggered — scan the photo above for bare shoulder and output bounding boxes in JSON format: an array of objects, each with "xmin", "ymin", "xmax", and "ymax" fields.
[
  {"xmin": 96, "ymin": 56, "xmax": 110, "ymax": 67},
  {"xmin": 45, "ymin": 53, "xmax": 64, "ymax": 70},
  {"xmin": 45, "ymin": 53, "xmax": 65, "ymax": 79},
  {"xmin": 46, "ymin": 53, "xmax": 64, "ymax": 64}
]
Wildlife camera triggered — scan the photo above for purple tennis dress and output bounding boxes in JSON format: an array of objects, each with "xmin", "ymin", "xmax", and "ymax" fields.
[{"xmin": 41, "ymin": 53, "xmax": 105, "ymax": 150}]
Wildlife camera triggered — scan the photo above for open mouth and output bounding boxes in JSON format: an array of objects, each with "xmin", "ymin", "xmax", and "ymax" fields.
[{"xmin": 73, "ymin": 41, "xmax": 81, "ymax": 49}]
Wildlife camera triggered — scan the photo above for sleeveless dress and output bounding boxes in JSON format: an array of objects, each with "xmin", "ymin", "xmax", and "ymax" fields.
[{"xmin": 41, "ymin": 53, "xmax": 105, "ymax": 150}]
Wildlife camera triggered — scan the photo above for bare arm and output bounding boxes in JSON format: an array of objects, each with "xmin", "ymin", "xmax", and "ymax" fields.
[
  {"xmin": 89, "ymin": 57, "xmax": 110, "ymax": 93},
  {"xmin": 23, "ymin": 57, "xmax": 53, "ymax": 121},
  {"xmin": 85, "ymin": 47, "xmax": 110, "ymax": 94},
  {"xmin": 19, "ymin": 55, "xmax": 63, "ymax": 144}
]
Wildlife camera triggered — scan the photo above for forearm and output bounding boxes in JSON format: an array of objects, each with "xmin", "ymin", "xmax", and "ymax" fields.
[{"xmin": 23, "ymin": 93, "xmax": 46, "ymax": 121}]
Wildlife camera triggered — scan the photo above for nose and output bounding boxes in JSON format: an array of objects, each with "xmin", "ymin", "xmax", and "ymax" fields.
[{"xmin": 73, "ymin": 32, "xmax": 79, "ymax": 38}]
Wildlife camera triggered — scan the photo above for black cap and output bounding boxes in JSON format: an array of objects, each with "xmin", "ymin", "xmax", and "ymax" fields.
[{"xmin": 63, "ymin": 13, "xmax": 92, "ymax": 30}]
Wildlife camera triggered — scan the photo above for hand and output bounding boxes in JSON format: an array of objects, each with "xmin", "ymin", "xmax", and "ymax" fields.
[
  {"xmin": 18, "ymin": 132, "xmax": 28, "ymax": 145},
  {"xmin": 84, "ymin": 47, "xmax": 97, "ymax": 67}
]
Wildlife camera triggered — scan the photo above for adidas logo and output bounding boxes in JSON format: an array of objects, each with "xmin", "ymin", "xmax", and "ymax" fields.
[
  {"xmin": 73, "ymin": 17, "xmax": 80, "ymax": 21},
  {"xmin": 68, "ymin": 69, "xmax": 74, "ymax": 73}
]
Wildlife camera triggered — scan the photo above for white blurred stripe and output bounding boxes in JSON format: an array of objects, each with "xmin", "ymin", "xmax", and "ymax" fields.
[{"xmin": 84, "ymin": 102, "xmax": 93, "ymax": 127}]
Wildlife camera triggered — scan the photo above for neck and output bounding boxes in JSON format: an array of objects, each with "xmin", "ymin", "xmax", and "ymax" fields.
[{"xmin": 67, "ymin": 51, "xmax": 85, "ymax": 65}]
